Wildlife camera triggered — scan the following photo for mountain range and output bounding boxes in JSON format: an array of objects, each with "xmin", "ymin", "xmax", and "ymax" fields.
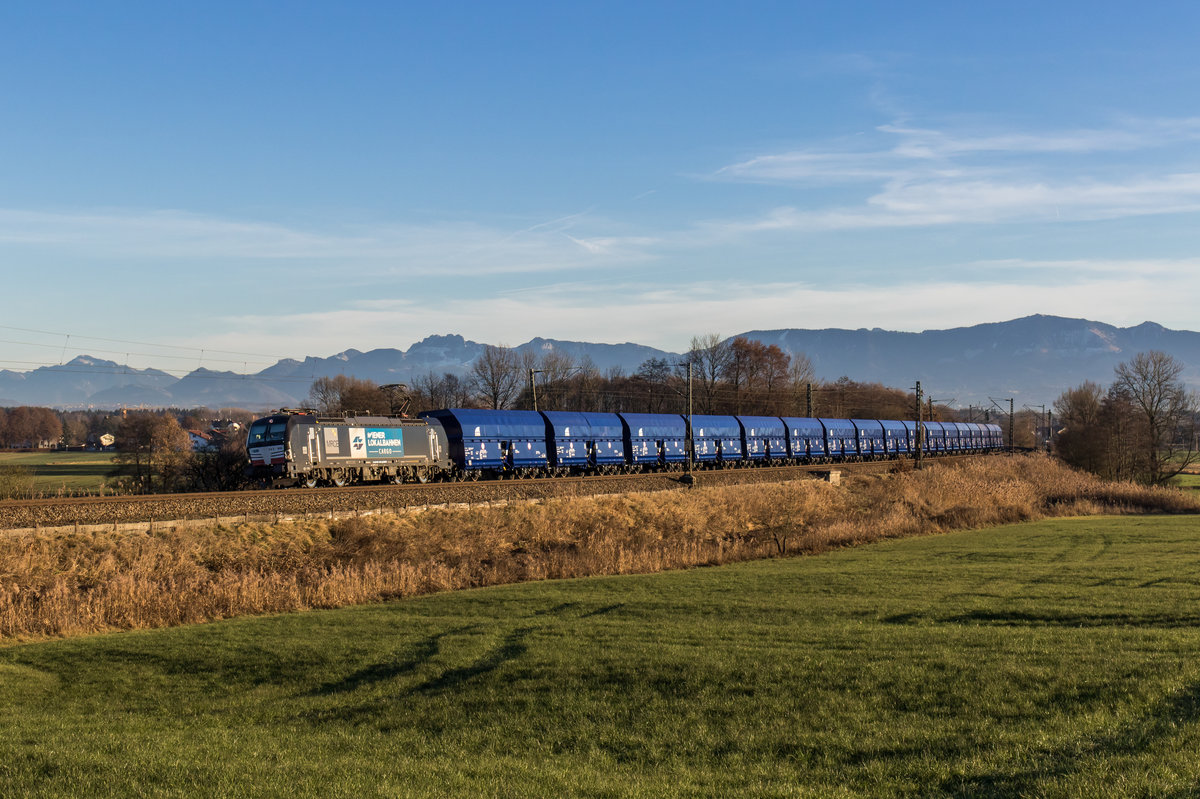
[{"xmin": 3, "ymin": 316, "xmax": 1198, "ymax": 411}]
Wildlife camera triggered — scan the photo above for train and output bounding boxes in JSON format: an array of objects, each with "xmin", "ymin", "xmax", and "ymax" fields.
[{"xmin": 245, "ymin": 408, "xmax": 1004, "ymax": 487}]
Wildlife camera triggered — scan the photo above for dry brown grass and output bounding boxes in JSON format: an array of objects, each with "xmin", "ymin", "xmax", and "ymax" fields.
[{"xmin": 2, "ymin": 454, "xmax": 1196, "ymax": 641}]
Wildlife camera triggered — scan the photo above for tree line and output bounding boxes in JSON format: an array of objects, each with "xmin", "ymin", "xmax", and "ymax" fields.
[
  {"xmin": 307, "ymin": 334, "xmax": 964, "ymax": 422},
  {"xmin": 0, "ymin": 406, "xmax": 258, "ymax": 494},
  {"xmin": 1053, "ymin": 350, "xmax": 1198, "ymax": 485},
  {"xmin": 12, "ymin": 339, "xmax": 1192, "ymax": 493}
]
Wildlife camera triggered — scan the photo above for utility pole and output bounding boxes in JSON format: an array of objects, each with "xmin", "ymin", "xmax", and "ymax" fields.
[
  {"xmin": 1025, "ymin": 404, "xmax": 1046, "ymax": 452},
  {"xmin": 988, "ymin": 397, "xmax": 1014, "ymax": 452},
  {"xmin": 914, "ymin": 381, "xmax": 924, "ymax": 470},
  {"xmin": 1009, "ymin": 398, "xmax": 1015, "ymax": 451},
  {"xmin": 806, "ymin": 382, "xmax": 813, "ymax": 418},
  {"xmin": 682, "ymin": 362, "xmax": 695, "ymax": 487},
  {"xmin": 530, "ymin": 369, "xmax": 543, "ymax": 412}
]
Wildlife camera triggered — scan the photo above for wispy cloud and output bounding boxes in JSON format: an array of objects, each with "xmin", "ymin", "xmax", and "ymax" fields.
[
  {"xmin": 709, "ymin": 117, "xmax": 1200, "ymax": 232},
  {"xmin": 0, "ymin": 207, "xmax": 659, "ymax": 275},
  {"xmin": 705, "ymin": 172, "xmax": 1200, "ymax": 234},
  {"xmin": 718, "ymin": 117, "xmax": 1200, "ymax": 183},
  {"xmin": 203, "ymin": 259, "xmax": 1200, "ymax": 358},
  {"xmin": 882, "ymin": 117, "xmax": 1200, "ymax": 158}
]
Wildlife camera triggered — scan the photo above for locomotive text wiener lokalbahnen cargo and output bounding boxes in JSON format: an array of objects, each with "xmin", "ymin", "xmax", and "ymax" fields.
[{"xmin": 245, "ymin": 408, "xmax": 1004, "ymax": 487}]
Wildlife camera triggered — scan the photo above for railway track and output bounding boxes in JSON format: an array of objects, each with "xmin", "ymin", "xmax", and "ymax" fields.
[{"xmin": 0, "ymin": 458, "xmax": 956, "ymax": 531}]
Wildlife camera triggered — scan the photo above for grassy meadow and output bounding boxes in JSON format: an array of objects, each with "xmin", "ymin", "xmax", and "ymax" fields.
[
  {"xmin": 1172, "ymin": 473, "xmax": 1200, "ymax": 490},
  {"xmin": 0, "ymin": 450, "xmax": 119, "ymax": 496},
  {"xmin": 3, "ymin": 514, "xmax": 1200, "ymax": 797}
]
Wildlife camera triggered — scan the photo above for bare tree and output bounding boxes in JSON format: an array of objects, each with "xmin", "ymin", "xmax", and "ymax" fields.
[
  {"xmin": 307, "ymin": 375, "xmax": 388, "ymax": 414},
  {"xmin": 443, "ymin": 373, "xmax": 475, "ymax": 407},
  {"xmin": 188, "ymin": 432, "xmax": 249, "ymax": 491},
  {"xmin": 412, "ymin": 371, "xmax": 476, "ymax": 412},
  {"xmin": 631, "ymin": 356, "xmax": 680, "ymax": 413},
  {"xmin": 682, "ymin": 333, "xmax": 732, "ymax": 414},
  {"xmin": 1112, "ymin": 351, "xmax": 1198, "ymax": 484},
  {"xmin": 1053, "ymin": 381, "xmax": 1107, "ymax": 474},
  {"xmin": 115, "ymin": 412, "xmax": 193, "ymax": 493},
  {"xmin": 0, "ymin": 407, "xmax": 62, "ymax": 448},
  {"xmin": 470, "ymin": 344, "xmax": 523, "ymax": 410},
  {"xmin": 534, "ymin": 349, "xmax": 577, "ymax": 411},
  {"xmin": 786, "ymin": 354, "xmax": 816, "ymax": 416}
]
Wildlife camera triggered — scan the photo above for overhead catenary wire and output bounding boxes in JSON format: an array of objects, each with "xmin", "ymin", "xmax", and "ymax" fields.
[
  {"xmin": 0, "ymin": 360, "xmax": 316, "ymax": 384},
  {"xmin": 0, "ymin": 338, "xmax": 278, "ymax": 368},
  {"xmin": 0, "ymin": 323, "xmax": 290, "ymax": 360}
]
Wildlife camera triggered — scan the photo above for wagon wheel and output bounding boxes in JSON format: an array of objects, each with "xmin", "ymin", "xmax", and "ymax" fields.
[
  {"xmin": 330, "ymin": 471, "xmax": 347, "ymax": 488},
  {"xmin": 302, "ymin": 474, "xmax": 319, "ymax": 489}
]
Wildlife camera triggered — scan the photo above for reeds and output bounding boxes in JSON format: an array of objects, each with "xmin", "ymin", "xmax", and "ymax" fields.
[{"xmin": 1, "ymin": 454, "xmax": 1195, "ymax": 641}]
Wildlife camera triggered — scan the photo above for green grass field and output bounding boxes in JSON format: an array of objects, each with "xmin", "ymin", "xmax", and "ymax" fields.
[
  {"xmin": 0, "ymin": 450, "xmax": 119, "ymax": 494},
  {"xmin": 1172, "ymin": 473, "xmax": 1200, "ymax": 490},
  {"xmin": 3, "ymin": 514, "xmax": 1200, "ymax": 797}
]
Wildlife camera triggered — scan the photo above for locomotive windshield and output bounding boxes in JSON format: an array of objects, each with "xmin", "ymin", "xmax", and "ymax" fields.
[{"xmin": 247, "ymin": 418, "xmax": 288, "ymax": 446}]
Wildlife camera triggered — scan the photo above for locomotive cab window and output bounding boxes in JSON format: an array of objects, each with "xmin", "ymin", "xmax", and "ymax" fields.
[{"xmin": 248, "ymin": 420, "xmax": 288, "ymax": 445}]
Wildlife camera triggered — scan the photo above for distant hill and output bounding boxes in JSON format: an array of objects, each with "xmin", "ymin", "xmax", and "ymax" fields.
[
  {"xmin": 742, "ymin": 315, "xmax": 1200, "ymax": 407},
  {"xmin": 3, "ymin": 317, "xmax": 1198, "ymax": 411}
]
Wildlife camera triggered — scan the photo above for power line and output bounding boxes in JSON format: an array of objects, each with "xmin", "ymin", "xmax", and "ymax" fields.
[
  {"xmin": 0, "ymin": 360, "xmax": 316, "ymax": 385},
  {"xmin": 0, "ymin": 338, "xmax": 277, "ymax": 367},
  {"xmin": 0, "ymin": 324, "xmax": 289, "ymax": 360}
]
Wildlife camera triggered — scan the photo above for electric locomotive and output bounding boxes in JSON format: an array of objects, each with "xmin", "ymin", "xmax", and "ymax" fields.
[{"xmin": 245, "ymin": 410, "xmax": 450, "ymax": 487}]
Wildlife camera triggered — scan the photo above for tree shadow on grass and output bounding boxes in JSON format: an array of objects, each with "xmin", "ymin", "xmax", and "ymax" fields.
[
  {"xmin": 310, "ymin": 624, "xmax": 477, "ymax": 697},
  {"xmin": 301, "ymin": 626, "xmax": 536, "ymax": 727},
  {"xmin": 940, "ymin": 681, "xmax": 1200, "ymax": 797},
  {"xmin": 882, "ymin": 609, "xmax": 1200, "ymax": 628},
  {"xmin": 409, "ymin": 626, "xmax": 533, "ymax": 696}
]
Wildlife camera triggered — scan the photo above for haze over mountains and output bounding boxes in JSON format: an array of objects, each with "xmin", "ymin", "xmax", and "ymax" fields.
[{"xmin": 3, "ymin": 316, "xmax": 1198, "ymax": 411}]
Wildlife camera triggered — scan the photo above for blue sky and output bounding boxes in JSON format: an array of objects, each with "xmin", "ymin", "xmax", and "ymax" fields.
[{"xmin": 2, "ymin": 1, "xmax": 1199, "ymax": 375}]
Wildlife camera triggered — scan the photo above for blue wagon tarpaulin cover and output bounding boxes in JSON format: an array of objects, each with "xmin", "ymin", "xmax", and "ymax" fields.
[
  {"xmin": 737, "ymin": 415, "xmax": 787, "ymax": 460},
  {"xmin": 819, "ymin": 418, "xmax": 858, "ymax": 456},
  {"xmin": 879, "ymin": 420, "xmax": 909, "ymax": 454},
  {"xmin": 688, "ymin": 414, "xmax": 743, "ymax": 461},
  {"xmin": 418, "ymin": 409, "xmax": 548, "ymax": 469},
  {"xmin": 541, "ymin": 411, "xmax": 625, "ymax": 467},
  {"xmin": 619, "ymin": 412, "xmax": 688, "ymax": 464},
  {"xmin": 781, "ymin": 417, "xmax": 826, "ymax": 460},
  {"xmin": 924, "ymin": 421, "xmax": 948, "ymax": 451},
  {"xmin": 851, "ymin": 419, "xmax": 886, "ymax": 456}
]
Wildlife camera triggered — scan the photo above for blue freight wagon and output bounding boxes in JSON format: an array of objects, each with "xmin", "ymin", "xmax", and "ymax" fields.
[
  {"xmin": 959, "ymin": 422, "xmax": 982, "ymax": 451},
  {"xmin": 418, "ymin": 408, "xmax": 549, "ymax": 477},
  {"xmin": 689, "ymin": 414, "xmax": 744, "ymax": 464},
  {"xmin": 781, "ymin": 417, "xmax": 827, "ymax": 462},
  {"xmin": 541, "ymin": 411, "xmax": 625, "ymax": 473},
  {"xmin": 880, "ymin": 420, "xmax": 909, "ymax": 457},
  {"xmin": 851, "ymin": 419, "xmax": 886, "ymax": 460},
  {"xmin": 737, "ymin": 415, "xmax": 787, "ymax": 463},
  {"xmin": 987, "ymin": 423, "xmax": 1004, "ymax": 450},
  {"xmin": 819, "ymin": 418, "xmax": 858, "ymax": 460},
  {"xmin": 924, "ymin": 421, "xmax": 948, "ymax": 453},
  {"xmin": 619, "ymin": 412, "xmax": 688, "ymax": 469}
]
